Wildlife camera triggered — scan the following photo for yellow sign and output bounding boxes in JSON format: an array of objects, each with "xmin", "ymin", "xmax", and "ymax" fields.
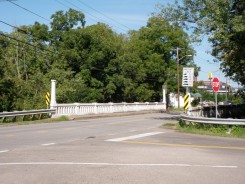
[
  {"xmin": 45, "ymin": 92, "xmax": 50, "ymax": 106},
  {"xmin": 184, "ymin": 94, "xmax": 189, "ymax": 110},
  {"xmin": 208, "ymin": 73, "xmax": 213, "ymax": 80}
]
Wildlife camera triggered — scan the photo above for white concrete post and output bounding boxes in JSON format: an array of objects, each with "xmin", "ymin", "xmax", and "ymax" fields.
[
  {"xmin": 122, "ymin": 102, "xmax": 127, "ymax": 112},
  {"xmin": 109, "ymin": 102, "xmax": 113, "ymax": 113},
  {"xmin": 50, "ymin": 80, "xmax": 57, "ymax": 109},
  {"xmin": 74, "ymin": 103, "xmax": 79, "ymax": 115},
  {"xmin": 93, "ymin": 103, "xmax": 98, "ymax": 114},
  {"xmin": 162, "ymin": 85, "xmax": 166, "ymax": 104}
]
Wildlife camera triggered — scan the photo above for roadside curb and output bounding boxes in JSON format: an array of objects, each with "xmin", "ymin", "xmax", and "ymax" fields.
[{"xmin": 68, "ymin": 110, "xmax": 166, "ymax": 120}]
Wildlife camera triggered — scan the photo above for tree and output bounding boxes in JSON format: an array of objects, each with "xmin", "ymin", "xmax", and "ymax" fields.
[
  {"xmin": 118, "ymin": 15, "xmax": 194, "ymax": 102},
  {"xmin": 0, "ymin": 8, "xmax": 195, "ymax": 110},
  {"xmin": 58, "ymin": 23, "xmax": 124, "ymax": 102},
  {"xmin": 50, "ymin": 8, "xmax": 86, "ymax": 45},
  {"xmin": 156, "ymin": 0, "xmax": 245, "ymax": 86}
]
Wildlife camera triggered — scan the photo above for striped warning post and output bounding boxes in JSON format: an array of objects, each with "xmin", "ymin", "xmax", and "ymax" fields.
[
  {"xmin": 184, "ymin": 94, "xmax": 189, "ymax": 110},
  {"xmin": 45, "ymin": 92, "xmax": 50, "ymax": 106}
]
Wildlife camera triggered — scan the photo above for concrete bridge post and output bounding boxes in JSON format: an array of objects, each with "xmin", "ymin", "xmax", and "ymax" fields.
[{"xmin": 50, "ymin": 80, "xmax": 57, "ymax": 109}]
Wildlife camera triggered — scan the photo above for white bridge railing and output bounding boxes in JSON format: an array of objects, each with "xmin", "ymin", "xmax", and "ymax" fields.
[{"xmin": 54, "ymin": 102, "xmax": 166, "ymax": 116}]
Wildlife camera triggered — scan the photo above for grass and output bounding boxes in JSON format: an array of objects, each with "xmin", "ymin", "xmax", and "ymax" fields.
[
  {"xmin": 167, "ymin": 107, "xmax": 185, "ymax": 112},
  {"xmin": 0, "ymin": 116, "xmax": 70, "ymax": 126},
  {"xmin": 162, "ymin": 120, "xmax": 245, "ymax": 138},
  {"xmin": 178, "ymin": 120, "xmax": 245, "ymax": 138},
  {"xmin": 162, "ymin": 122, "xmax": 177, "ymax": 129}
]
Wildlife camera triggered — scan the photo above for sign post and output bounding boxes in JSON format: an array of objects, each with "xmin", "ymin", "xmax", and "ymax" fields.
[
  {"xmin": 212, "ymin": 77, "xmax": 220, "ymax": 118},
  {"xmin": 182, "ymin": 67, "xmax": 194, "ymax": 114}
]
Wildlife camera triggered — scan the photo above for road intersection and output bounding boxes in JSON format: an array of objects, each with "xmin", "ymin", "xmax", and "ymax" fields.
[{"xmin": 0, "ymin": 113, "xmax": 245, "ymax": 183}]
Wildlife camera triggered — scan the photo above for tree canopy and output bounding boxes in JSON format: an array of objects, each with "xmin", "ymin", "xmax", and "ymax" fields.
[
  {"xmin": 0, "ymin": 8, "xmax": 195, "ymax": 111},
  {"xmin": 156, "ymin": 0, "xmax": 245, "ymax": 85}
]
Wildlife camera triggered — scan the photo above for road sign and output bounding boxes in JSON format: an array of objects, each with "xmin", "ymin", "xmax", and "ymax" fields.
[
  {"xmin": 184, "ymin": 94, "xmax": 190, "ymax": 110},
  {"xmin": 182, "ymin": 67, "xmax": 194, "ymax": 87},
  {"xmin": 212, "ymin": 77, "xmax": 220, "ymax": 92},
  {"xmin": 46, "ymin": 92, "xmax": 50, "ymax": 106}
]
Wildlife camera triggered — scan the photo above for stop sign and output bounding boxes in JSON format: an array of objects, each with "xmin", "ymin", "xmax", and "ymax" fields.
[{"xmin": 212, "ymin": 77, "xmax": 220, "ymax": 92}]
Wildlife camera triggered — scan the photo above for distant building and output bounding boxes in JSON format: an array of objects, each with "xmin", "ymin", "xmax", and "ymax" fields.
[{"xmin": 197, "ymin": 81, "xmax": 235, "ymax": 93}]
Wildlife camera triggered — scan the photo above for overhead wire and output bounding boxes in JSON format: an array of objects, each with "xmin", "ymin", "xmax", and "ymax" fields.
[
  {"xmin": 0, "ymin": 20, "xmax": 30, "ymax": 35},
  {"xmin": 0, "ymin": 0, "xmax": 16, "ymax": 2},
  {"xmin": 76, "ymin": 0, "xmax": 131, "ymax": 30},
  {"xmin": 56, "ymin": 0, "xmax": 128, "ymax": 33},
  {"xmin": 5, "ymin": 0, "xmax": 129, "ymax": 33},
  {"xmin": 0, "ymin": 20, "xmax": 115, "ymax": 72},
  {"xmin": 6, "ymin": 0, "xmax": 51, "ymax": 23},
  {"xmin": 54, "ymin": 0, "xmax": 98, "ymax": 24},
  {"xmin": 0, "ymin": 29, "xmax": 116, "ymax": 73},
  {"xmin": 0, "ymin": 32, "xmax": 62, "ymax": 56},
  {"xmin": 1, "ymin": 1, "xmax": 154, "ymax": 75}
]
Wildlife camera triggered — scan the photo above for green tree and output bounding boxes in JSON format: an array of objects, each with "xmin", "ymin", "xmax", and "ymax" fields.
[
  {"xmin": 50, "ymin": 8, "xmax": 86, "ymax": 46},
  {"xmin": 156, "ymin": 0, "xmax": 245, "ymax": 86},
  {"xmin": 118, "ymin": 15, "xmax": 194, "ymax": 102},
  {"xmin": 58, "ymin": 23, "xmax": 124, "ymax": 102},
  {"xmin": 0, "ymin": 8, "xmax": 196, "ymax": 110}
]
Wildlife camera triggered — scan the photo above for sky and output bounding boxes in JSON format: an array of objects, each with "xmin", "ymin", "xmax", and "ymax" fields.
[{"xmin": 0, "ymin": 0, "xmax": 238, "ymax": 87}]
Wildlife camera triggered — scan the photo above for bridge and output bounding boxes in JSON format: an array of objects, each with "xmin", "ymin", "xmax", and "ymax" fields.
[{"xmin": 49, "ymin": 80, "xmax": 166, "ymax": 116}]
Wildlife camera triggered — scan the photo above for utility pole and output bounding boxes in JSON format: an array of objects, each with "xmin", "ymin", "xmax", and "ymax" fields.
[
  {"xmin": 176, "ymin": 48, "xmax": 192, "ymax": 109},
  {"xmin": 176, "ymin": 47, "xmax": 180, "ymax": 109}
]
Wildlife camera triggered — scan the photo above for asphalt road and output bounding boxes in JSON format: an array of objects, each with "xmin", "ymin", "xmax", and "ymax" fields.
[{"xmin": 0, "ymin": 112, "xmax": 245, "ymax": 184}]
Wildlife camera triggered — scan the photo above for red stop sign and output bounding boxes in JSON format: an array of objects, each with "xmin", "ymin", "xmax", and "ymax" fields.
[{"xmin": 212, "ymin": 77, "xmax": 220, "ymax": 92}]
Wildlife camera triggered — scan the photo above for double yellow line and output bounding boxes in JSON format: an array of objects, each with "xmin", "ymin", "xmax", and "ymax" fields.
[{"xmin": 122, "ymin": 140, "xmax": 245, "ymax": 151}]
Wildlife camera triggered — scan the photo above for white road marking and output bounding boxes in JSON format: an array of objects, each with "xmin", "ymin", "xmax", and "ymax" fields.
[
  {"xmin": 105, "ymin": 132, "xmax": 164, "ymax": 142},
  {"xmin": 0, "ymin": 150, "xmax": 9, "ymax": 153},
  {"xmin": 107, "ymin": 133, "xmax": 118, "ymax": 136},
  {"xmin": 0, "ymin": 162, "xmax": 238, "ymax": 168},
  {"xmin": 129, "ymin": 129, "xmax": 137, "ymax": 132},
  {"xmin": 42, "ymin": 143, "xmax": 55, "ymax": 146}
]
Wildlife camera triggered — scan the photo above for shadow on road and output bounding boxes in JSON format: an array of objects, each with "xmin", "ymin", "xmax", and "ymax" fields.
[{"xmin": 152, "ymin": 116, "xmax": 180, "ymax": 121}]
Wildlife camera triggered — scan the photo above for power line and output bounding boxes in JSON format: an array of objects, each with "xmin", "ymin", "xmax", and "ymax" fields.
[
  {"xmin": 0, "ymin": 0, "xmax": 16, "ymax": 2},
  {"xmin": 6, "ymin": 0, "xmax": 50, "ymax": 23},
  {"xmin": 55, "ymin": 0, "xmax": 128, "ymax": 33},
  {"xmin": 54, "ymin": 0, "xmax": 102, "ymax": 26},
  {"xmin": 0, "ymin": 32, "xmax": 59, "ymax": 55},
  {"xmin": 5, "ymin": 0, "xmax": 128, "ymax": 33},
  {"xmin": 0, "ymin": 20, "xmax": 30, "ymax": 35},
  {"xmin": 0, "ymin": 31, "xmax": 116, "ymax": 73},
  {"xmin": 76, "ymin": 0, "xmax": 131, "ymax": 30}
]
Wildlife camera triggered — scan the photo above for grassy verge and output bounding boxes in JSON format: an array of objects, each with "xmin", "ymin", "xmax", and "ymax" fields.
[
  {"xmin": 162, "ymin": 122, "xmax": 177, "ymax": 129},
  {"xmin": 0, "ymin": 116, "xmax": 70, "ymax": 127},
  {"xmin": 162, "ymin": 121, "xmax": 245, "ymax": 138}
]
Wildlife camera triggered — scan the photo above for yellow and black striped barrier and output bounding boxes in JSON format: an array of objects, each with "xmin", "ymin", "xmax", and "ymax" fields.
[
  {"xmin": 45, "ymin": 92, "xmax": 50, "ymax": 106},
  {"xmin": 184, "ymin": 94, "xmax": 189, "ymax": 110}
]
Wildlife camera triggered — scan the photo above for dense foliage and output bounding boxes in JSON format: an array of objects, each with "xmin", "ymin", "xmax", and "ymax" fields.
[
  {"xmin": 0, "ymin": 9, "xmax": 194, "ymax": 111},
  {"xmin": 156, "ymin": 0, "xmax": 245, "ymax": 86}
]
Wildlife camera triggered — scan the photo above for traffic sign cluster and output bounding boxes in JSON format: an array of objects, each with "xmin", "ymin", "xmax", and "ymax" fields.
[{"xmin": 182, "ymin": 67, "xmax": 194, "ymax": 87}]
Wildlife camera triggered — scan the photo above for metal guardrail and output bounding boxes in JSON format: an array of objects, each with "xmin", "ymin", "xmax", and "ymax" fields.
[
  {"xmin": 181, "ymin": 114, "xmax": 245, "ymax": 126},
  {"xmin": 0, "ymin": 109, "xmax": 56, "ymax": 122}
]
